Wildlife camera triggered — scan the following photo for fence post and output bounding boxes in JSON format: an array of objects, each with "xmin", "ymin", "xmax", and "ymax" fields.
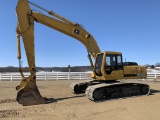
[
  {"xmin": 80, "ymin": 73, "xmax": 82, "ymax": 80},
  {"xmin": 155, "ymin": 73, "xmax": 157, "ymax": 78},
  {"xmin": 45, "ymin": 74, "xmax": 47, "ymax": 81},
  {"xmin": 56, "ymin": 74, "xmax": 58, "ymax": 80},
  {"xmin": 68, "ymin": 72, "xmax": 70, "ymax": 80},
  {"xmin": 11, "ymin": 73, "xmax": 13, "ymax": 81}
]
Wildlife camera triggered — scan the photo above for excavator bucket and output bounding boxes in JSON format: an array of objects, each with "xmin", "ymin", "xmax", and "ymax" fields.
[{"xmin": 16, "ymin": 76, "xmax": 45, "ymax": 106}]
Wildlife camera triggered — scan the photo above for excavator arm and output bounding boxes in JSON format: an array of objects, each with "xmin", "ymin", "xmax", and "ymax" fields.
[{"xmin": 16, "ymin": 0, "xmax": 100, "ymax": 105}]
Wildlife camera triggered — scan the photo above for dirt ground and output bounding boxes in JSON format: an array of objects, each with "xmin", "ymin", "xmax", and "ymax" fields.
[{"xmin": 0, "ymin": 79, "xmax": 160, "ymax": 120}]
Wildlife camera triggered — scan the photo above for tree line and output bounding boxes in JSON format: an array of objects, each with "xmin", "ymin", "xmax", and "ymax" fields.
[
  {"xmin": 0, "ymin": 62, "xmax": 160, "ymax": 73},
  {"xmin": 0, "ymin": 66, "xmax": 92, "ymax": 72}
]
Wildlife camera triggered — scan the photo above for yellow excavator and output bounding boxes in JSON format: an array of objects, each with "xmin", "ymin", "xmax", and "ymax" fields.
[{"xmin": 16, "ymin": 0, "xmax": 150, "ymax": 106}]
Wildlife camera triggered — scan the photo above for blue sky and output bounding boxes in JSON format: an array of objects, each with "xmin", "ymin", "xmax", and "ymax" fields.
[{"xmin": 0, "ymin": 0, "xmax": 160, "ymax": 67}]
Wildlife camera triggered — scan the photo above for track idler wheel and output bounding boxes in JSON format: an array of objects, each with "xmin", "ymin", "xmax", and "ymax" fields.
[{"xmin": 16, "ymin": 77, "xmax": 45, "ymax": 106}]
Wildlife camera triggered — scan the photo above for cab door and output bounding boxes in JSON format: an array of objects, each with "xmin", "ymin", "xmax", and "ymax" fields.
[
  {"xmin": 104, "ymin": 54, "xmax": 124, "ymax": 80},
  {"xmin": 94, "ymin": 53, "xmax": 104, "ymax": 76}
]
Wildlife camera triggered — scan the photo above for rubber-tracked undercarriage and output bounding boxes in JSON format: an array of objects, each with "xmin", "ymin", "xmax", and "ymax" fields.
[{"xmin": 71, "ymin": 80, "xmax": 150, "ymax": 101}]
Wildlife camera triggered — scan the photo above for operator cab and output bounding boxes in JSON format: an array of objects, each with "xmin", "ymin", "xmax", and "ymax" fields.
[{"xmin": 94, "ymin": 51, "xmax": 123, "ymax": 77}]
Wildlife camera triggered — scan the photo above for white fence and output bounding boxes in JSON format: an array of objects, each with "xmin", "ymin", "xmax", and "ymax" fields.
[
  {"xmin": 0, "ymin": 72, "xmax": 160, "ymax": 81},
  {"xmin": 0, "ymin": 72, "xmax": 92, "ymax": 81},
  {"xmin": 147, "ymin": 72, "xmax": 160, "ymax": 79}
]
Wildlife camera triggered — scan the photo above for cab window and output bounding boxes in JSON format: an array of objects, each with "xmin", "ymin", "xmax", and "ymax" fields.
[{"xmin": 105, "ymin": 54, "xmax": 123, "ymax": 74}]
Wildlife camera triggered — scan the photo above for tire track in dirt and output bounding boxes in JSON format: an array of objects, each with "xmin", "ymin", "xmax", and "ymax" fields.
[
  {"xmin": 0, "ymin": 106, "xmax": 47, "ymax": 119},
  {"xmin": 0, "ymin": 99, "xmax": 16, "ymax": 104},
  {"xmin": 79, "ymin": 107, "xmax": 127, "ymax": 120}
]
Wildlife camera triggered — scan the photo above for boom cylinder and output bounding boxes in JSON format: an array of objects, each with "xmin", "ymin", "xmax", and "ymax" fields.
[{"xmin": 48, "ymin": 11, "xmax": 75, "ymax": 25}]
